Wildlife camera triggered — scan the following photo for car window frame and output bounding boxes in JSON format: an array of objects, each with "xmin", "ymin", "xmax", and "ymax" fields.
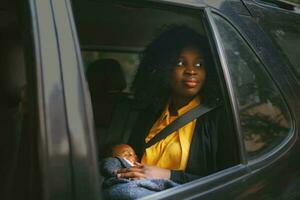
[
  {"xmin": 73, "ymin": 1, "xmax": 250, "ymax": 199},
  {"xmin": 50, "ymin": 0, "xmax": 297, "ymax": 199},
  {"xmin": 53, "ymin": 0, "xmax": 296, "ymax": 199}
]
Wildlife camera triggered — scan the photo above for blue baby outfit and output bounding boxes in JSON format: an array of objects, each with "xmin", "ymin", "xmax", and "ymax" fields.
[{"xmin": 100, "ymin": 157, "xmax": 178, "ymax": 200}]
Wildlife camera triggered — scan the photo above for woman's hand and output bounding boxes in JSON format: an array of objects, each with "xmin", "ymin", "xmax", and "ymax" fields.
[{"xmin": 116, "ymin": 164, "xmax": 171, "ymax": 180}]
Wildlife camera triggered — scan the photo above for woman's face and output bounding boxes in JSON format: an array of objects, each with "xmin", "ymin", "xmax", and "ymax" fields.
[{"xmin": 170, "ymin": 46, "xmax": 206, "ymax": 99}]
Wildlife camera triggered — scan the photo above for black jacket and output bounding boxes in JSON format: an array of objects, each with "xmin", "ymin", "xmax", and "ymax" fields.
[{"xmin": 128, "ymin": 103, "xmax": 238, "ymax": 184}]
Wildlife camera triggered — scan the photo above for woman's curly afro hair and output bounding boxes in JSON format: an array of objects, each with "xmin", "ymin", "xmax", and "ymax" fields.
[{"xmin": 132, "ymin": 25, "xmax": 218, "ymax": 108}]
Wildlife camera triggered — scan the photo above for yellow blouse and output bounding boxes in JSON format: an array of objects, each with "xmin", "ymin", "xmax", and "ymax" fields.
[{"xmin": 141, "ymin": 97, "xmax": 200, "ymax": 170}]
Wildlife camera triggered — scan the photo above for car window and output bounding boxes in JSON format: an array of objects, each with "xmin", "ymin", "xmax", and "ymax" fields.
[
  {"xmin": 72, "ymin": 1, "xmax": 240, "ymax": 198},
  {"xmin": 247, "ymin": 1, "xmax": 300, "ymax": 79},
  {"xmin": 212, "ymin": 13, "xmax": 293, "ymax": 160},
  {"xmin": 73, "ymin": 2, "xmax": 220, "ymax": 145}
]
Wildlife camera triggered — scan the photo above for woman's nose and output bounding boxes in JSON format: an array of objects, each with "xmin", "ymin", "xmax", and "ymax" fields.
[{"xmin": 184, "ymin": 64, "xmax": 197, "ymax": 75}]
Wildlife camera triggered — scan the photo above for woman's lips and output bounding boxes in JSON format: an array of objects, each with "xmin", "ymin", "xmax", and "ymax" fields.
[{"xmin": 183, "ymin": 79, "xmax": 199, "ymax": 88}]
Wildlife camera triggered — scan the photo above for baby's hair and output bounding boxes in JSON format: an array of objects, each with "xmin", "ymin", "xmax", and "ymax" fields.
[{"xmin": 99, "ymin": 143, "xmax": 120, "ymax": 159}]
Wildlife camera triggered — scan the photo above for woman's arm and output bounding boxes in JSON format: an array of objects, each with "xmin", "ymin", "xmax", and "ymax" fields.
[
  {"xmin": 116, "ymin": 164, "xmax": 170, "ymax": 180},
  {"xmin": 170, "ymin": 170, "xmax": 201, "ymax": 184},
  {"xmin": 116, "ymin": 165, "xmax": 202, "ymax": 184}
]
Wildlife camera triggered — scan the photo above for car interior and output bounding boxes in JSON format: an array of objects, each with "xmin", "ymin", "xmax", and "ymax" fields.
[
  {"xmin": 71, "ymin": 0, "xmax": 239, "ymax": 176},
  {"xmin": 75, "ymin": 0, "xmax": 198, "ymax": 145}
]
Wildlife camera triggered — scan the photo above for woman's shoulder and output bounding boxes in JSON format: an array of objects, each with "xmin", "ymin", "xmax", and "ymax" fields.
[
  {"xmin": 203, "ymin": 97, "xmax": 224, "ymax": 113},
  {"xmin": 197, "ymin": 98, "xmax": 228, "ymax": 128}
]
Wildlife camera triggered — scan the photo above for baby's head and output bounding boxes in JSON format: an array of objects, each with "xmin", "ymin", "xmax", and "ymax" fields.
[{"xmin": 111, "ymin": 144, "xmax": 138, "ymax": 164}]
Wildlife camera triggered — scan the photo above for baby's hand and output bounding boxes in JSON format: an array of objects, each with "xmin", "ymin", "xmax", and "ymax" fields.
[{"xmin": 113, "ymin": 168, "xmax": 121, "ymax": 175}]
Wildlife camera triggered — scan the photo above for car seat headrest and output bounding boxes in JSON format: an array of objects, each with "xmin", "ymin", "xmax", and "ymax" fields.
[{"xmin": 86, "ymin": 58, "xmax": 126, "ymax": 95}]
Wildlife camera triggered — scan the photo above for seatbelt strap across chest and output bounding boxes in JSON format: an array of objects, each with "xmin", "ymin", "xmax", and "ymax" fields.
[{"xmin": 144, "ymin": 101, "xmax": 222, "ymax": 149}]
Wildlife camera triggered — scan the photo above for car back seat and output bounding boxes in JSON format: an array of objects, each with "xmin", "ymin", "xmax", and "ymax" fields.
[{"xmin": 86, "ymin": 58, "xmax": 138, "ymax": 155}]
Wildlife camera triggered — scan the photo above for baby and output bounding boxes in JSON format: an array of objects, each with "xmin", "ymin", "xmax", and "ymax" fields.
[
  {"xmin": 100, "ymin": 144, "xmax": 139, "ymax": 178},
  {"xmin": 100, "ymin": 144, "xmax": 178, "ymax": 200}
]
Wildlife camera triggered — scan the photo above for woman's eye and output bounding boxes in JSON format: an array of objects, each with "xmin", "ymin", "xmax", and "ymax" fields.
[
  {"xmin": 177, "ymin": 60, "xmax": 184, "ymax": 67},
  {"xmin": 195, "ymin": 62, "xmax": 203, "ymax": 68}
]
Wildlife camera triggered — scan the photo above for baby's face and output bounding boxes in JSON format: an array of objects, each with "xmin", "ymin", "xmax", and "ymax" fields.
[{"xmin": 112, "ymin": 144, "xmax": 138, "ymax": 164}]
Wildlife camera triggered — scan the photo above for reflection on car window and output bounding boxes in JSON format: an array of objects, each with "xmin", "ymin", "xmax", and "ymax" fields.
[
  {"xmin": 213, "ymin": 14, "xmax": 292, "ymax": 159},
  {"xmin": 265, "ymin": 24, "xmax": 300, "ymax": 77}
]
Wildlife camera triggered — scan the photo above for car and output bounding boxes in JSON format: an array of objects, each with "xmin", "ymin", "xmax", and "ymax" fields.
[{"xmin": 0, "ymin": 0, "xmax": 300, "ymax": 199}]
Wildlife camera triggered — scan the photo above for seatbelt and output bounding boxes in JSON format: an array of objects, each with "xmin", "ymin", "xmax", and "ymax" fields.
[{"xmin": 144, "ymin": 100, "xmax": 222, "ymax": 149}]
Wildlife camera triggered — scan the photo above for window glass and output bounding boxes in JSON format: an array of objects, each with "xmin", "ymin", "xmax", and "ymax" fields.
[
  {"xmin": 262, "ymin": 22, "xmax": 300, "ymax": 77},
  {"xmin": 212, "ymin": 14, "xmax": 292, "ymax": 159},
  {"xmin": 250, "ymin": 2, "xmax": 300, "ymax": 78}
]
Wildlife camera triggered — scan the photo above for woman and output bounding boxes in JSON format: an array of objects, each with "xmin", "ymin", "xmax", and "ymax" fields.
[{"xmin": 118, "ymin": 25, "xmax": 238, "ymax": 184}]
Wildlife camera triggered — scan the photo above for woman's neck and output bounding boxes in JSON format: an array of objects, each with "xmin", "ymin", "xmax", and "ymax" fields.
[{"xmin": 169, "ymin": 95, "xmax": 196, "ymax": 116}]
